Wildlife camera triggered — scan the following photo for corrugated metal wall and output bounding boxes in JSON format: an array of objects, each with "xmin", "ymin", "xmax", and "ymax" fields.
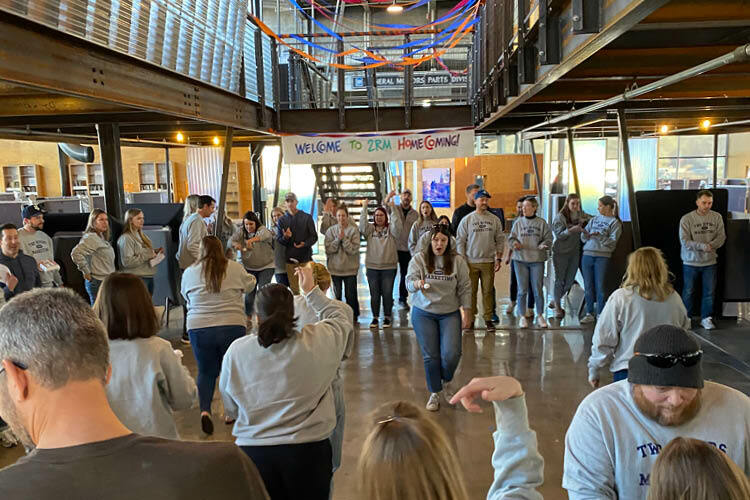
[{"xmin": 186, "ymin": 146, "xmax": 222, "ymax": 202}]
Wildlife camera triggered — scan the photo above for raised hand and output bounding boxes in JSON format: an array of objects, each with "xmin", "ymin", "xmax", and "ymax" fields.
[
  {"xmin": 296, "ymin": 264, "xmax": 315, "ymax": 294},
  {"xmin": 449, "ymin": 376, "xmax": 523, "ymax": 412}
]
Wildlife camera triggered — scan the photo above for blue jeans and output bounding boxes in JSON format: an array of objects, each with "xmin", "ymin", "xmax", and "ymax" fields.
[
  {"xmin": 513, "ymin": 261, "xmax": 545, "ymax": 316},
  {"xmin": 332, "ymin": 275, "xmax": 359, "ymax": 319},
  {"xmin": 553, "ymin": 251, "xmax": 580, "ymax": 305},
  {"xmin": 84, "ymin": 278, "xmax": 102, "ymax": 305},
  {"xmin": 613, "ymin": 369, "xmax": 628, "ymax": 382},
  {"xmin": 509, "ymin": 260, "xmax": 535, "ymax": 309},
  {"xmin": 245, "ymin": 268, "xmax": 275, "ymax": 315},
  {"xmin": 188, "ymin": 325, "xmax": 246, "ymax": 412},
  {"xmin": 682, "ymin": 264, "xmax": 717, "ymax": 319},
  {"xmin": 275, "ymin": 272, "xmax": 290, "ymax": 287},
  {"xmin": 411, "ymin": 307, "xmax": 462, "ymax": 394},
  {"xmin": 142, "ymin": 276, "xmax": 154, "ymax": 296},
  {"xmin": 366, "ymin": 268, "xmax": 397, "ymax": 319},
  {"xmin": 582, "ymin": 255, "xmax": 610, "ymax": 316}
]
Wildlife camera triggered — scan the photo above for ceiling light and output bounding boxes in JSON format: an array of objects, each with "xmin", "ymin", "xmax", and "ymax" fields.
[
  {"xmin": 176, "ymin": 132, "xmax": 184, "ymax": 142},
  {"xmin": 422, "ymin": 100, "xmax": 432, "ymax": 108},
  {"xmin": 213, "ymin": 136, "xmax": 220, "ymax": 146},
  {"xmin": 387, "ymin": 1, "xmax": 403, "ymax": 14},
  {"xmin": 700, "ymin": 119, "xmax": 711, "ymax": 130},
  {"xmin": 659, "ymin": 124, "xmax": 669, "ymax": 134}
]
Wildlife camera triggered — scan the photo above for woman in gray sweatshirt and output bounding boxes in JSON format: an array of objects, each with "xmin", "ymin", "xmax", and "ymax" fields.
[
  {"xmin": 359, "ymin": 200, "xmax": 402, "ymax": 329},
  {"xmin": 408, "ymin": 200, "xmax": 439, "ymax": 255},
  {"xmin": 580, "ymin": 195, "xmax": 623, "ymax": 322},
  {"xmin": 406, "ymin": 225, "xmax": 472, "ymax": 412},
  {"xmin": 95, "ymin": 273, "xmax": 197, "ymax": 439},
  {"xmin": 508, "ymin": 197, "xmax": 553, "ymax": 329},
  {"xmin": 324, "ymin": 204, "xmax": 360, "ymax": 321},
  {"xmin": 231, "ymin": 211, "xmax": 275, "ymax": 316},
  {"xmin": 117, "ymin": 208, "xmax": 164, "ymax": 296},
  {"xmin": 71, "ymin": 209, "xmax": 116, "ymax": 305},
  {"xmin": 551, "ymin": 193, "xmax": 590, "ymax": 318}
]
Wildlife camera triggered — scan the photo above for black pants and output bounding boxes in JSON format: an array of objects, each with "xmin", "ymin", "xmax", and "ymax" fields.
[
  {"xmin": 241, "ymin": 440, "xmax": 332, "ymax": 500},
  {"xmin": 332, "ymin": 274, "xmax": 359, "ymax": 319},
  {"xmin": 397, "ymin": 250, "xmax": 411, "ymax": 303}
]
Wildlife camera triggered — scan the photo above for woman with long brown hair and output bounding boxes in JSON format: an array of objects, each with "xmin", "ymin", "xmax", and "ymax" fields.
[
  {"xmin": 71, "ymin": 208, "xmax": 116, "ymax": 304},
  {"xmin": 231, "ymin": 210, "xmax": 275, "ymax": 316},
  {"xmin": 117, "ymin": 208, "xmax": 164, "ymax": 295},
  {"xmin": 408, "ymin": 200, "xmax": 439, "ymax": 255},
  {"xmin": 551, "ymin": 193, "xmax": 590, "ymax": 318},
  {"xmin": 95, "ymin": 273, "xmax": 196, "ymax": 439},
  {"xmin": 181, "ymin": 235, "xmax": 256, "ymax": 435},
  {"xmin": 588, "ymin": 247, "xmax": 690, "ymax": 387}
]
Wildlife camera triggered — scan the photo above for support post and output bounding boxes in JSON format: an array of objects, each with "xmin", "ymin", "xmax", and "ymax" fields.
[
  {"xmin": 565, "ymin": 128, "xmax": 581, "ymax": 195},
  {"xmin": 337, "ymin": 39, "xmax": 345, "ymax": 130},
  {"xmin": 712, "ymin": 133, "xmax": 719, "ymax": 188},
  {"xmin": 215, "ymin": 127, "xmax": 235, "ymax": 236},
  {"xmin": 254, "ymin": 29, "xmax": 267, "ymax": 128},
  {"xmin": 251, "ymin": 144, "xmax": 265, "ymax": 223},
  {"xmin": 57, "ymin": 145, "xmax": 71, "ymax": 196},
  {"xmin": 616, "ymin": 108, "xmax": 642, "ymax": 249},
  {"xmin": 272, "ymin": 145, "xmax": 283, "ymax": 210},
  {"xmin": 96, "ymin": 123, "xmax": 125, "ymax": 221},
  {"xmin": 165, "ymin": 147, "xmax": 172, "ymax": 203},
  {"xmin": 528, "ymin": 139, "xmax": 544, "ymax": 209},
  {"xmin": 404, "ymin": 34, "xmax": 413, "ymax": 128},
  {"xmin": 271, "ymin": 39, "xmax": 281, "ymax": 129}
]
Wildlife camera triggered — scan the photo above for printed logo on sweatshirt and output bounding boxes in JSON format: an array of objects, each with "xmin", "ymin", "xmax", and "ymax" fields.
[
  {"xmin": 635, "ymin": 440, "xmax": 728, "ymax": 486},
  {"xmin": 470, "ymin": 220, "xmax": 496, "ymax": 234},
  {"xmin": 692, "ymin": 222, "xmax": 717, "ymax": 236},
  {"xmin": 425, "ymin": 269, "xmax": 454, "ymax": 282}
]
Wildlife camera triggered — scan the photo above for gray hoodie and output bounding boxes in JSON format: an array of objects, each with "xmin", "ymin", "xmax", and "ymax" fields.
[
  {"xmin": 508, "ymin": 216, "xmax": 553, "ymax": 263},
  {"xmin": 679, "ymin": 209, "xmax": 725, "ymax": 267},
  {"xmin": 117, "ymin": 232, "xmax": 156, "ymax": 277},
  {"xmin": 71, "ymin": 232, "xmax": 116, "ymax": 280},
  {"xmin": 408, "ymin": 219, "xmax": 437, "ymax": 255},
  {"xmin": 324, "ymin": 223, "xmax": 360, "ymax": 276},
  {"xmin": 231, "ymin": 226, "xmax": 275, "ymax": 271},
  {"xmin": 389, "ymin": 204, "xmax": 418, "ymax": 252},
  {"xmin": 406, "ymin": 252, "xmax": 471, "ymax": 314},
  {"xmin": 456, "ymin": 211, "xmax": 505, "ymax": 264},
  {"xmin": 552, "ymin": 211, "xmax": 588, "ymax": 255},
  {"xmin": 17, "ymin": 228, "xmax": 63, "ymax": 287},
  {"xmin": 581, "ymin": 215, "xmax": 622, "ymax": 258},
  {"xmin": 176, "ymin": 213, "xmax": 208, "ymax": 270},
  {"xmin": 359, "ymin": 211, "xmax": 401, "ymax": 270}
]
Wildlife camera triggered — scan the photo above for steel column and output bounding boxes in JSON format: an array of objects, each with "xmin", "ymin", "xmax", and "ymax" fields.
[
  {"xmin": 616, "ymin": 109, "xmax": 641, "ymax": 249},
  {"xmin": 404, "ymin": 34, "xmax": 413, "ymax": 128},
  {"xmin": 251, "ymin": 144, "xmax": 265, "ymax": 222},
  {"xmin": 712, "ymin": 133, "xmax": 719, "ymax": 188},
  {"xmin": 272, "ymin": 147, "xmax": 283, "ymax": 210},
  {"xmin": 271, "ymin": 38, "xmax": 281, "ymax": 129},
  {"xmin": 165, "ymin": 147, "xmax": 172, "ymax": 203},
  {"xmin": 337, "ymin": 39, "xmax": 346, "ymax": 130},
  {"xmin": 528, "ymin": 139, "xmax": 544, "ymax": 206},
  {"xmin": 565, "ymin": 129, "xmax": 582, "ymax": 195},
  {"xmin": 254, "ymin": 29, "xmax": 267, "ymax": 127},
  {"xmin": 215, "ymin": 127, "xmax": 235, "ymax": 236},
  {"xmin": 96, "ymin": 123, "xmax": 125, "ymax": 221}
]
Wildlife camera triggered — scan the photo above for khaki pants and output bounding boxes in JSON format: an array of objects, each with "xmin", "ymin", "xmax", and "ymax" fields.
[
  {"xmin": 469, "ymin": 262, "xmax": 495, "ymax": 322},
  {"xmin": 285, "ymin": 263, "xmax": 301, "ymax": 295}
]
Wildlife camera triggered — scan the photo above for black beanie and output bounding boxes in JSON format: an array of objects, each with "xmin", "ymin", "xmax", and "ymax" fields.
[{"xmin": 627, "ymin": 325, "xmax": 704, "ymax": 389}]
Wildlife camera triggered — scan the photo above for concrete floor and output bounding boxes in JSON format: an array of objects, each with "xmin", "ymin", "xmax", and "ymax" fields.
[{"xmin": 2, "ymin": 264, "xmax": 749, "ymax": 499}]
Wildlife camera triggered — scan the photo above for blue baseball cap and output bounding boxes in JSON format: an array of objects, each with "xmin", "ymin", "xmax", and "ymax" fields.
[
  {"xmin": 474, "ymin": 189, "xmax": 491, "ymax": 200},
  {"xmin": 22, "ymin": 204, "xmax": 44, "ymax": 219}
]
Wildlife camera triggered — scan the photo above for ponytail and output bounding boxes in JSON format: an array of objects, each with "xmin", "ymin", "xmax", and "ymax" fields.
[
  {"xmin": 255, "ymin": 284, "xmax": 297, "ymax": 348},
  {"xmin": 599, "ymin": 195, "xmax": 620, "ymax": 220}
]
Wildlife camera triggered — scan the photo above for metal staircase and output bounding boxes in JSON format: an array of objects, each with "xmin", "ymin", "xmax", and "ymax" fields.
[{"xmin": 311, "ymin": 163, "xmax": 388, "ymax": 224}]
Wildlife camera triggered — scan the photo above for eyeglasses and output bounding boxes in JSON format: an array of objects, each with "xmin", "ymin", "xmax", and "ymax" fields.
[
  {"xmin": 634, "ymin": 350, "xmax": 703, "ymax": 368},
  {"xmin": 0, "ymin": 360, "xmax": 27, "ymax": 376}
]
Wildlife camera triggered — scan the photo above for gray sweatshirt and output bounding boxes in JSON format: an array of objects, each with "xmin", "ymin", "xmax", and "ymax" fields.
[
  {"xmin": 219, "ymin": 286, "xmax": 352, "ymax": 446},
  {"xmin": 415, "ymin": 231, "xmax": 455, "ymax": 256},
  {"xmin": 231, "ymin": 226, "xmax": 275, "ymax": 271},
  {"xmin": 406, "ymin": 253, "xmax": 471, "ymax": 314},
  {"xmin": 71, "ymin": 232, "xmax": 116, "ymax": 280},
  {"xmin": 551, "ymin": 211, "xmax": 587, "ymax": 255},
  {"xmin": 679, "ymin": 209, "xmax": 726, "ymax": 267},
  {"xmin": 359, "ymin": 212, "xmax": 401, "ymax": 270},
  {"xmin": 389, "ymin": 204, "xmax": 418, "ymax": 252},
  {"xmin": 564, "ymin": 380, "xmax": 750, "ymax": 499},
  {"xmin": 324, "ymin": 223, "xmax": 360, "ymax": 276},
  {"xmin": 117, "ymin": 232, "xmax": 156, "ymax": 277},
  {"xmin": 180, "ymin": 260, "xmax": 256, "ymax": 330},
  {"xmin": 408, "ymin": 219, "xmax": 437, "ymax": 255},
  {"xmin": 581, "ymin": 215, "xmax": 622, "ymax": 257},
  {"xmin": 106, "ymin": 337, "xmax": 197, "ymax": 440},
  {"xmin": 508, "ymin": 216, "xmax": 553, "ymax": 263},
  {"xmin": 271, "ymin": 226, "xmax": 286, "ymax": 274},
  {"xmin": 456, "ymin": 211, "xmax": 505, "ymax": 264},
  {"xmin": 176, "ymin": 213, "xmax": 207, "ymax": 270},
  {"xmin": 588, "ymin": 288, "xmax": 690, "ymax": 380},
  {"xmin": 17, "ymin": 228, "xmax": 62, "ymax": 287}
]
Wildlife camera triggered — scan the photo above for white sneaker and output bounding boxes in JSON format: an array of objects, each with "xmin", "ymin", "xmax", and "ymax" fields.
[
  {"xmin": 425, "ymin": 393, "xmax": 440, "ymax": 411},
  {"xmin": 537, "ymin": 315, "xmax": 548, "ymax": 328},
  {"xmin": 524, "ymin": 309, "xmax": 534, "ymax": 318},
  {"xmin": 580, "ymin": 314, "xmax": 595, "ymax": 324},
  {"xmin": 518, "ymin": 316, "xmax": 529, "ymax": 328},
  {"xmin": 700, "ymin": 317, "xmax": 716, "ymax": 330},
  {"xmin": 506, "ymin": 301, "xmax": 516, "ymax": 315}
]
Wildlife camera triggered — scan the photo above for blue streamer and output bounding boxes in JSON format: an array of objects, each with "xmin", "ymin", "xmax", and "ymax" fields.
[
  {"xmin": 290, "ymin": 34, "xmax": 338, "ymax": 54},
  {"xmin": 286, "ymin": 0, "xmax": 343, "ymax": 40}
]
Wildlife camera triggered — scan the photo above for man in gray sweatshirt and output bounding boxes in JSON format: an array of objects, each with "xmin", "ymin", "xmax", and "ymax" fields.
[
  {"xmin": 18, "ymin": 205, "xmax": 62, "ymax": 288},
  {"xmin": 387, "ymin": 189, "xmax": 418, "ymax": 307},
  {"xmin": 456, "ymin": 190, "xmax": 504, "ymax": 331},
  {"xmin": 564, "ymin": 325, "xmax": 750, "ymax": 499},
  {"xmin": 679, "ymin": 190, "xmax": 726, "ymax": 330}
]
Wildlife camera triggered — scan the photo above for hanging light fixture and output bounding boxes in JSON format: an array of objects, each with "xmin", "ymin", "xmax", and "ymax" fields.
[
  {"xmin": 387, "ymin": 1, "xmax": 403, "ymax": 14},
  {"xmin": 176, "ymin": 132, "xmax": 184, "ymax": 142},
  {"xmin": 213, "ymin": 136, "xmax": 220, "ymax": 145},
  {"xmin": 700, "ymin": 119, "xmax": 712, "ymax": 130},
  {"xmin": 659, "ymin": 124, "xmax": 670, "ymax": 134}
]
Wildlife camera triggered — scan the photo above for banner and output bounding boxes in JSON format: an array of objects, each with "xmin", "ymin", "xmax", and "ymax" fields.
[{"xmin": 281, "ymin": 128, "xmax": 475, "ymax": 164}]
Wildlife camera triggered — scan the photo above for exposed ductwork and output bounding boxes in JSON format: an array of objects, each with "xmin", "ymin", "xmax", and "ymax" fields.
[{"xmin": 58, "ymin": 143, "xmax": 94, "ymax": 163}]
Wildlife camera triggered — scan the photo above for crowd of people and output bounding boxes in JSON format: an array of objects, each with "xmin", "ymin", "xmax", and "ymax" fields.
[{"xmin": 0, "ymin": 185, "xmax": 746, "ymax": 500}]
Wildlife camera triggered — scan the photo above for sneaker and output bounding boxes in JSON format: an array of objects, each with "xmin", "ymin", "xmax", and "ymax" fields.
[
  {"xmin": 700, "ymin": 317, "xmax": 716, "ymax": 330},
  {"xmin": 491, "ymin": 313, "xmax": 499, "ymax": 323},
  {"xmin": 524, "ymin": 309, "xmax": 534, "ymax": 318},
  {"xmin": 554, "ymin": 307, "xmax": 565, "ymax": 319},
  {"xmin": 506, "ymin": 301, "xmax": 515, "ymax": 315},
  {"xmin": 537, "ymin": 315, "xmax": 549, "ymax": 328},
  {"xmin": 548, "ymin": 301, "xmax": 556, "ymax": 310},
  {"xmin": 382, "ymin": 317, "xmax": 392, "ymax": 328},
  {"xmin": 580, "ymin": 314, "xmax": 595, "ymax": 324},
  {"xmin": 181, "ymin": 332, "xmax": 191, "ymax": 345},
  {"xmin": 425, "ymin": 393, "xmax": 440, "ymax": 412},
  {"xmin": 518, "ymin": 316, "xmax": 529, "ymax": 328},
  {"xmin": 485, "ymin": 320, "xmax": 496, "ymax": 333},
  {"xmin": 201, "ymin": 414, "xmax": 214, "ymax": 435},
  {"xmin": 369, "ymin": 319, "xmax": 379, "ymax": 330},
  {"xmin": 398, "ymin": 300, "xmax": 409, "ymax": 310}
]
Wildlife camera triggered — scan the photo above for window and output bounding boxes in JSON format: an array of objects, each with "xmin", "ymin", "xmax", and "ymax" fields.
[{"xmin": 657, "ymin": 134, "xmax": 727, "ymax": 189}]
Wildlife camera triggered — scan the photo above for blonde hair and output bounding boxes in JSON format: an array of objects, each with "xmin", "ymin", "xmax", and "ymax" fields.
[
  {"xmin": 271, "ymin": 206, "xmax": 285, "ymax": 219},
  {"xmin": 85, "ymin": 209, "xmax": 110, "ymax": 241},
  {"xmin": 182, "ymin": 194, "xmax": 200, "ymax": 222},
  {"xmin": 648, "ymin": 437, "xmax": 750, "ymax": 500},
  {"xmin": 621, "ymin": 246, "xmax": 673, "ymax": 302},
  {"xmin": 358, "ymin": 401, "xmax": 469, "ymax": 500},
  {"xmin": 122, "ymin": 208, "xmax": 152, "ymax": 249}
]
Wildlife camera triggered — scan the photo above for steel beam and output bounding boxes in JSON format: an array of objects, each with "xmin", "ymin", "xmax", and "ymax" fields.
[
  {"xmin": 616, "ymin": 109, "xmax": 641, "ymax": 249},
  {"xmin": 272, "ymin": 146, "xmax": 283, "ymax": 211},
  {"xmin": 712, "ymin": 133, "xmax": 719, "ymax": 188},
  {"xmin": 337, "ymin": 39, "xmax": 346, "ymax": 131},
  {"xmin": 404, "ymin": 34, "xmax": 413, "ymax": 129},
  {"xmin": 528, "ymin": 139, "xmax": 544, "ymax": 205},
  {"xmin": 215, "ymin": 128, "xmax": 235, "ymax": 237},
  {"xmin": 0, "ymin": 11, "xmax": 263, "ymax": 131},
  {"xmin": 538, "ymin": 0, "xmax": 561, "ymax": 65},
  {"xmin": 165, "ymin": 147, "xmax": 172, "ymax": 203},
  {"xmin": 251, "ymin": 144, "xmax": 265, "ymax": 223},
  {"xmin": 565, "ymin": 129, "xmax": 581, "ymax": 195},
  {"xmin": 572, "ymin": 0, "xmax": 601, "ymax": 34},
  {"xmin": 271, "ymin": 38, "xmax": 281, "ymax": 130},
  {"xmin": 57, "ymin": 145, "xmax": 71, "ymax": 196},
  {"xmin": 96, "ymin": 123, "xmax": 125, "ymax": 221},
  {"xmin": 254, "ymin": 29, "xmax": 267, "ymax": 128}
]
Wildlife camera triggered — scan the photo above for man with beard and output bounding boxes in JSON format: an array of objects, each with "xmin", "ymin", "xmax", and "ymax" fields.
[
  {"xmin": 0, "ymin": 288, "xmax": 269, "ymax": 500},
  {"xmin": 564, "ymin": 324, "xmax": 750, "ymax": 499},
  {"xmin": 387, "ymin": 188, "xmax": 418, "ymax": 308},
  {"xmin": 0, "ymin": 223, "xmax": 41, "ymax": 300},
  {"xmin": 18, "ymin": 205, "xmax": 63, "ymax": 288}
]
